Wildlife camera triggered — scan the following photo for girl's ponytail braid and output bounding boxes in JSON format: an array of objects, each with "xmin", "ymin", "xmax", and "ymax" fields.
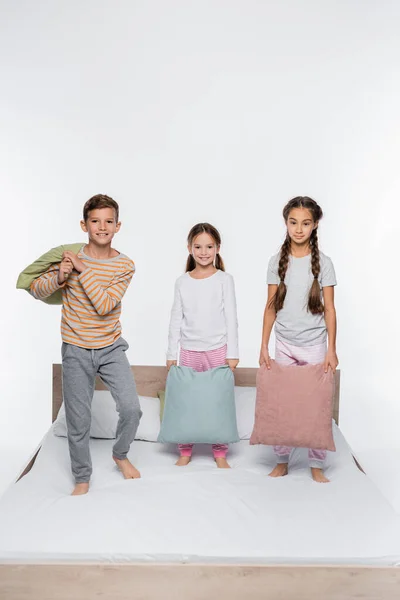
[
  {"xmin": 269, "ymin": 234, "xmax": 291, "ymax": 312},
  {"xmin": 185, "ymin": 254, "xmax": 196, "ymax": 272},
  {"xmin": 215, "ymin": 253, "xmax": 225, "ymax": 271},
  {"xmin": 308, "ymin": 228, "xmax": 324, "ymax": 314}
]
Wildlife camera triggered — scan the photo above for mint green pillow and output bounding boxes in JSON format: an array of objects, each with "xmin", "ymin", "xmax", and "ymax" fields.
[{"xmin": 158, "ymin": 365, "xmax": 239, "ymax": 444}]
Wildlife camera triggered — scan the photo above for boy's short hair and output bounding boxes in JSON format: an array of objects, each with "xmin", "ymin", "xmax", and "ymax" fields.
[{"xmin": 83, "ymin": 194, "xmax": 119, "ymax": 222}]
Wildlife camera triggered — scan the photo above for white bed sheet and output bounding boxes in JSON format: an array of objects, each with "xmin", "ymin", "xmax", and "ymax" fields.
[{"xmin": 0, "ymin": 423, "xmax": 400, "ymax": 565}]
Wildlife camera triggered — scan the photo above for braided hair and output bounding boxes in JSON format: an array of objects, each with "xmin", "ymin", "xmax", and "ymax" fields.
[
  {"xmin": 270, "ymin": 196, "xmax": 324, "ymax": 314},
  {"xmin": 186, "ymin": 223, "xmax": 225, "ymax": 272}
]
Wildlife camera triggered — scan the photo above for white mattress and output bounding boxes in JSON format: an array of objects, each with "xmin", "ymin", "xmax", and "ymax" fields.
[{"xmin": 0, "ymin": 423, "xmax": 400, "ymax": 565}]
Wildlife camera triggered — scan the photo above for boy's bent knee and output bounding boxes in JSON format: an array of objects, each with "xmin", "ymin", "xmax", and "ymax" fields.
[{"xmin": 119, "ymin": 403, "xmax": 142, "ymax": 422}]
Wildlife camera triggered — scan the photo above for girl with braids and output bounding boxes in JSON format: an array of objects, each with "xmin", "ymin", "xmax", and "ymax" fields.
[
  {"xmin": 259, "ymin": 197, "xmax": 338, "ymax": 483},
  {"xmin": 166, "ymin": 223, "xmax": 239, "ymax": 468}
]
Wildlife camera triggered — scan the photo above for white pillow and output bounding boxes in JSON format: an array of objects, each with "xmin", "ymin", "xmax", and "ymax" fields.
[
  {"xmin": 53, "ymin": 391, "xmax": 160, "ymax": 442},
  {"xmin": 235, "ymin": 386, "xmax": 256, "ymax": 440}
]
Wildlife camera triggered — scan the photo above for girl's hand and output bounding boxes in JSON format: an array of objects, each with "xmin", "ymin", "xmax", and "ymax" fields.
[
  {"xmin": 58, "ymin": 258, "xmax": 73, "ymax": 284},
  {"xmin": 226, "ymin": 359, "xmax": 239, "ymax": 371},
  {"xmin": 166, "ymin": 360, "xmax": 177, "ymax": 372},
  {"xmin": 259, "ymin": 347, "xmax": 271, "ymax": 369},
  {"xmin": 324, "ymin": 349, "xmax": 339, "ymax": 373}
]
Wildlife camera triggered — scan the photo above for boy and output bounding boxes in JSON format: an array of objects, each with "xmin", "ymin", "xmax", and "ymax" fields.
[{"xmin": 31, "ymin": 194, "xmax": 142, "ymax": 495}]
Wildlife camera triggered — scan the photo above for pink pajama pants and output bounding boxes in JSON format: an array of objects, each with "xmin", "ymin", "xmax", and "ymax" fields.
[
  {"xmin": 274, "ymin": 338, "xmax": 328, "ymax": 468},
  {"xmin": 178, "ymin": 345, "xmax": 228, "ymax": 459}
]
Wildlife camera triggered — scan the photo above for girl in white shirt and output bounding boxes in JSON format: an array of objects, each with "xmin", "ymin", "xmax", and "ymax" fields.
[{"xmin": 166, "ymin": 223, "xmax": 239, "ymax": 468}]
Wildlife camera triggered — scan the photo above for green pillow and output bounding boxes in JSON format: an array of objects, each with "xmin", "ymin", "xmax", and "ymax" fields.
[
  {"xmin": 16, "ymin": 243, "xmax": 85, "ymax": 305},
  {"xmin": 158, "ymin": 365, "xmax": 239, "ymax": 444}
]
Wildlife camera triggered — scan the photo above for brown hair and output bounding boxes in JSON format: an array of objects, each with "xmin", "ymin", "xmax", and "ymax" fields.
[
  {"xmin": 186, "ymin": 223, "xmax": 225, "ymax": 272},
  {"xmin": 270, "ymin": 196, "xmax": 324, "ymax": 314},
  {"xmin": 83, "ymin": 194, "xmax": 119, "ymax": 222}
]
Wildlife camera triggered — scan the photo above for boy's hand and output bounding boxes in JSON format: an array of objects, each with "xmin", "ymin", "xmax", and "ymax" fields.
[
  {"xmin": 62, "ymin": 251, "xmax": 86, "ymax": 274},
  {"xmin": 166, "ymin": 360, "xmax": 177, "ymax": 372},
  {"xmin": 259, "ymin": 347, "xmax": 271, "ymax": 369},
  {"xmin": 226, "ymin": 359, "xmax": 239, "ymax": 371},
  {"xmin": 324, "ymin": 349, "xmax": 339, "ymax": 373},
  {"xmin": 58, "ymin": 258, "xmax": 73, "ymax": 284}
]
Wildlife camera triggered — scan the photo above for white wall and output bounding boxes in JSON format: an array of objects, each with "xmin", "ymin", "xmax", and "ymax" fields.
[{"xmin": 1, "ymin": 0, "xmax": 399, "ymax": 478}]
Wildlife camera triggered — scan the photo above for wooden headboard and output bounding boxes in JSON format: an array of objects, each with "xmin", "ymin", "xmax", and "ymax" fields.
[{"xmin": 52, "ymin": 365, "xmax": 341, "ymax": 425}]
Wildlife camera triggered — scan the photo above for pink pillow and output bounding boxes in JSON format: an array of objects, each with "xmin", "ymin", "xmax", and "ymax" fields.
[{"xmin": 250, "ymin": 361, "xmax": 336, "ymax": 451}]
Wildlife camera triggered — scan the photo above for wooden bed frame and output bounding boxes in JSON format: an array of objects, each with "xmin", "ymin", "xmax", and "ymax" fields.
[{"xmin": 1, "ymin": 365, "xmax": 399, "ymax": 600}]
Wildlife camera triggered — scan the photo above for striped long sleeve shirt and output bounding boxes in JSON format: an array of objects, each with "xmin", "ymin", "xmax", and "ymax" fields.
[{"xmin": 30, "ymin": 249, "xmax": 135, "ymax": 349}]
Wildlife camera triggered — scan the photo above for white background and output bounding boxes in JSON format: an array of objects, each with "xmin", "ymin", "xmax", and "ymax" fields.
[{"xmin": 1, "ymin": 0, "xmax": 399, "ymax": 494}]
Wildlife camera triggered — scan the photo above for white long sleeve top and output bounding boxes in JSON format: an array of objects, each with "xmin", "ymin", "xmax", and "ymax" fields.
[{"xmin": 166, "ymin": 270, "xmax": 239, "ymax": 360}]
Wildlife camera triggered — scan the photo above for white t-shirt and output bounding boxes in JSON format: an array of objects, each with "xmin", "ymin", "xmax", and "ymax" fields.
[
  {"xmin": 267, "ymin": 251, "xmax": 337, "ymax": 347},
  {"xmin": 167, "ymin": 270, "xmax": 239, "ymax": 360}
]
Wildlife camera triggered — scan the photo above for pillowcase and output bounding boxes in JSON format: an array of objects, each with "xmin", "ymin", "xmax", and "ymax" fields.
[
  {"xmin": 158, "ymin": 365, "xmax": 239, "ymax": 444},
  {"xmin": 158, "ymin": 385, "xmax": 256, "ymax": 440},
  {"xmin": 53, "ymin": 391, "xmax": 160, "ymax": 441},
  {"xmin": 250, "ymin": 361, "xmax": 335, "ymax": 451},
  {"xmin": 16, "ymin": 242, "xmax": 84, "ymax": 305}
]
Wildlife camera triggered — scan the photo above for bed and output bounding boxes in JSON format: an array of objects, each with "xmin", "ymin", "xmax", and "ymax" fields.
[{"xmin": 0, "ymin": 365, "xmax": 400, "ymax": 600}]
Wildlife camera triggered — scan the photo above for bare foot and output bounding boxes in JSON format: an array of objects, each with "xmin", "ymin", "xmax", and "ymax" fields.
[
  {"xmin": 311, "ymin": 467, "xmax": 330, "ymax": 483},
  {"xmin": 268, "ymin": 463, "xmax": 289, "ymax": 478},
  {"xmin": 72, "ymin": 482, "xmax": 89, "ymax": 496},
  {"xmin": 176, "ymin": 456, "xmax": 191, "ymax": 466},
  {"xmin": 215, "ymin": 457, "xmax": 231, "ymax": 469},
  {"xmin": 113, "ymin": 457, "xmax": 141, "ymax": 479}
]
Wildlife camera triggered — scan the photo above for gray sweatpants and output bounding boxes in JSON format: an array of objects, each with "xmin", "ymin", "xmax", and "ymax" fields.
[{"xmin": 62, "ymin": 337, "xmax": 142, "ymax": 483}]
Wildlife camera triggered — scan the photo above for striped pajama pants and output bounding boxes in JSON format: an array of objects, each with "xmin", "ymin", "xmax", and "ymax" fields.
[
  {"xmin": 178, "ymin": 345, "xmax": 228, "ymax": 459},
  {"xmin": 274, "ymin": 338, "xmax": 328, "ymax": 468}
]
